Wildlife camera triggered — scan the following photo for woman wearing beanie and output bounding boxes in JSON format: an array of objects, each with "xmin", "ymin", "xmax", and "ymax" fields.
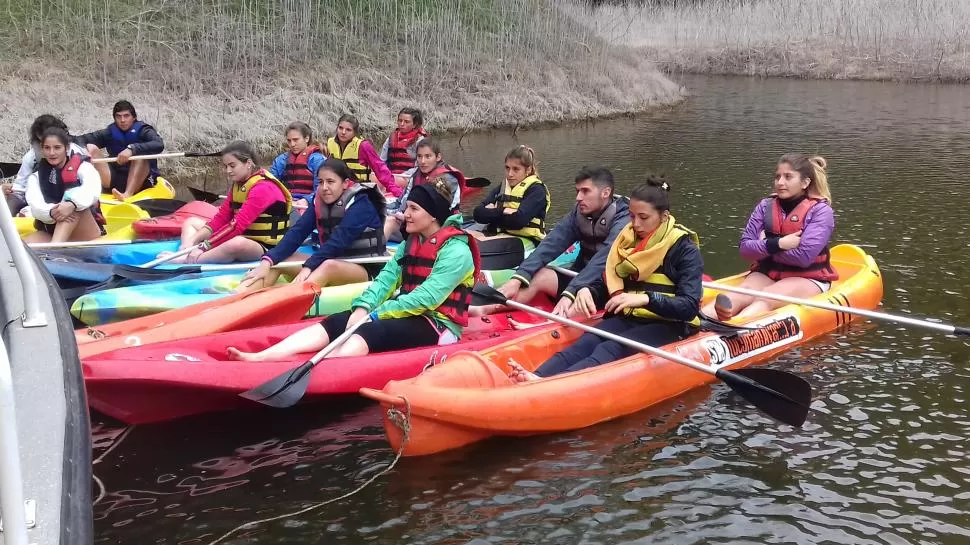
[{"xmin": 228, "ymin": 177, "xmax": 481, "ymax": 361}]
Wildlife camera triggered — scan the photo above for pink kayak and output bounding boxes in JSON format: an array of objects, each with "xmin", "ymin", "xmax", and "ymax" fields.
[{"xmin": 82, "ymin": 308, "xmax": 553, "ymax": 424}]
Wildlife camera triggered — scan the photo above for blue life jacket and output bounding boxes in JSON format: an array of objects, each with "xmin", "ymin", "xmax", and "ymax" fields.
[{"xmin": 107, "ymin": 121, "xmax": 158, "ymax": 177}]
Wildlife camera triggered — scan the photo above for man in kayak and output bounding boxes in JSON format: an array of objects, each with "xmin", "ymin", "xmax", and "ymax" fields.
[
  {"xmin": 167, "ymin": 141, "xmax": 292, "ymax": 263},
  {"xmin": 383, "ymin": 139, "xmax": 465, "ymax": 242},
  {"xmin": 471, "ymin": 166, "xmax": 629, "ymax": 318},
  {"xmin": 237, "ymin": 159, "xmax": 386, "ymax": 292},
  {"xmin": 702, "ymin": 153, "xmax": 837, "ymax": 320},
  {"xmin": 228, "ymin": 178, "xmax": 479, "ymax": 360},
  {"xmin": 75, "ymin": 100, "xmax": 165, "ymax": 201},
  {"xmin": 509, "ymin": 176, "xmax": 703, "ymax": 382}
]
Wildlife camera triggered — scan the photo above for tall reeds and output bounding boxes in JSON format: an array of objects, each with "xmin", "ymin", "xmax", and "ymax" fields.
[
  {"xmin": 565, "ymin": 0, "xmax": 970, "ymax": 82},
  {"xmin": 0, "ymin": 0, "xmax": 681, "ymax": 161}
]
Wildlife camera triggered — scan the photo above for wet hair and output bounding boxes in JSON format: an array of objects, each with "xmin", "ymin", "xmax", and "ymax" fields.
[
  {"xmin": 336, "ymin": 114, "xmax": 360, "ymax": 136},
  {"xmin": 505, "ymin": 145, "xmax": 538, "ymax": 177},
  {"xmin": 398, "ymin": 107, "xmax": 423, "ymax": 128},
  {"xmin": 30, "ymin": 114, "xmax": 68, "ymax": 144},
  {"xmin": 112, "ymin": 100, "xmax": 137, "ymax": 118},
  {"xmin": 630, "ymin": 174, "xmax": 672, "ymax": 212},
  {"xmin": 40, "ymin": 127, "xmax": 71, "ymax": 148},
  {"xmin": 317, "ymin": 158, "xmax": 357, "ymax": 182},
  {"xmin": 285, "ymin": 121, "xmax": 313, "ymax": 141},
  {"xmin": 779, "ymin": 153, "xmax": 831, "ymax": 203},
  {"xmin": 416, "ymin": 138, "xmax": 442, "ymax": 156},
  {"xmin": 220, "ymin": 140, "xmax": 259, "ymax": 167},
  {"xmin": 575, "ymin": 166, "xmax": 614, "ymax": 193}
]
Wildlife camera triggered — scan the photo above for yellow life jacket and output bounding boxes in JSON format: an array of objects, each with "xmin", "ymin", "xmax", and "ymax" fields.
[
  {"xmin": 607, "ymin": 224, "xmax": 701, "ymax": 327},
  {"xmin": 326, "ymin": 136, "xmax": 371, "ymax": 183},
  {"xmin": 229, "ymin": 169, "xmax": 293, "ymax": 246},
  {"xmin": 496, "ymin": 174, "xmax": 550, "ymax": 241}
]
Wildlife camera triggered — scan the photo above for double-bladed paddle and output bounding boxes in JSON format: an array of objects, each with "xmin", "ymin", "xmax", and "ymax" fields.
[
  {"xmin": 91, "ymin": 151, "xmax": 222, "ymax": 164},
  {"xmin": 705, "ymin": 282, "xmax": 970, "ymax": 337},
  {"xmin": 471, "ymin": 284, "xmax": 812, "ymax": 427},
  {"xmin": 239, "ymin": 315, "xmax": 372, "ymax": 407},
  {"xmin": 465, "ymin": 177, "xmax": 490, "ymax": 189}
]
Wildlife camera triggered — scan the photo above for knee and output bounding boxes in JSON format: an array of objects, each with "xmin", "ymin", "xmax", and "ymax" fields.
[{"xmin": 86, "ymin": 144, "xmax": 104, "ymax": 157}]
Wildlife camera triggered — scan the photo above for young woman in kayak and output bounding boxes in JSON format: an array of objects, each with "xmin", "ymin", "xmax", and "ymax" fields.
[
  {"xmin": 383, "ymin": 139, "xmax": 465, "ymax": 241},
  {"xmin": 472, "ymin": 145, "xmax": 551, "ymax": 247},
  {"xmin": 379, "ymin": 107, "xmax": 426, "ymax": 186},
  {"xmin": 508, "ymin": 176, "xmax": 703, "ymax": 382},
  {"xmin": 23, "ymin": 128, "xmax": 104, "ymax": 243},
  {"xmin": 325, "ymin": 114, "xmax": 400, "ymax": 198},
  {"xmin": 236, "ymin": 159, "xmax": 386, "ymax": 292},
  {"xmin": 168, "ymin": 141, "xmax": 292, "ymax": 264},
  {"xmin": 228, "ymin": 178, "xmax": 480, "ymax": 361},
  {"xmin": 269, "ymin": 122, "xmax": 325, "ymax": 207},
  {"xmin": 702, "ymin": 154, "xmax": 836, "ymax": 321},
  {"xmin": 4, "ymin": 114, "xmax": 88, "ymax": 215}
]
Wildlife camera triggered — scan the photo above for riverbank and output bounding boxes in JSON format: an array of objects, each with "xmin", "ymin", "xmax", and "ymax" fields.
[
  {"xmin": 568, "ymin": 0, "xmax": 970, "ymax": 83},
  {"xmin": 0, "ymin": 0, "xmax": 681, "ymax": 176}
]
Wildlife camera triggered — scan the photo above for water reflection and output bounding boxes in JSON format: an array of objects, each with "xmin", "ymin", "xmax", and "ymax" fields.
[{"xmin": 95, "ymin": 75, "xmax": 970, "ymax": 544}]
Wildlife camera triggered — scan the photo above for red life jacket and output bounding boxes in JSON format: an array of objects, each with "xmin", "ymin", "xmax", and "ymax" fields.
[
  {"xmin": 399, "ymin": 226, "xmax": 482, "ymax": 327},
  {"xmin": 386, "ymin": 128, "xmax": 427, "ymax": 174},
  {"xmin": 412, "ymin": 163, "xmax": 466, "ymax": 212},
  {"xmin": 38, "ymin": 153, "xmax": 105, "ymax": 226},
  {"xmin": 755, "ymin": 197, "xmax": 838, "ymax": 282},
  {"xmin": 282, "ymin": 145, "xmax": 321, "ymax": 195}
]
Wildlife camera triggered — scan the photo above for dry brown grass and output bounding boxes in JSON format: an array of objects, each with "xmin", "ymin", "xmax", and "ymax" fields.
[
  {"xmin": 0, "ymin": 0, "xmax": 682, "ymax": 171},
  {"xmin": 566, "ymin": 0, "xmax": 970, "ymax": 82}
]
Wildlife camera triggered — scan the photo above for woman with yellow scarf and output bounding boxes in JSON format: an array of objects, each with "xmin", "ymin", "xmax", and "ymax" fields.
[{"xmin": 509, "ymin": 176, "xmax": 703, "ymax": 382}]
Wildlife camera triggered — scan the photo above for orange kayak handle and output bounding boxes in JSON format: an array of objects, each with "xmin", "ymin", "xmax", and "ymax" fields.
[{"xmin": 360, "ymin": 388, "xmax": 405, "ymax": 406}]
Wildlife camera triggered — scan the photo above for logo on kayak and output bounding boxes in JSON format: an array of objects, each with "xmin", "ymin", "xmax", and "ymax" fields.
[
  {"xmin": 164, "ymin": 353, "xmax": 203, "ymax": 362},
  {"xmin": 702, "ymin": 314, "xmax": 802, "ymax": 369}
]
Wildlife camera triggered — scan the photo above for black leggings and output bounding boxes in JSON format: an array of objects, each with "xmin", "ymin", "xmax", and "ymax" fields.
[
  {"xmin": 534, "ymin": 315, "xmax": 694, "ymax": 378},
  {"xmin": 320, "ymin": 310, "xmax": 441, "ymax": 353}
]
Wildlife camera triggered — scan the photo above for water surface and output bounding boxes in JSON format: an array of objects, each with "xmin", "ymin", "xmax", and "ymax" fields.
[{"xmin": 93, "ymin": 75, "xmax": 970, "ymax": 544}]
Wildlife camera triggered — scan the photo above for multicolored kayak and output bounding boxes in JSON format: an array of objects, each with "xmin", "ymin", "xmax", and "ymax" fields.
[
  {"xmin": 70, "ymin": 239, "xmax": 571, "ymax": 326},
  {"xmin": 82, "ymin": 308, "xmax": 553, "ymax": 424},
  {"xmin": 76, "ymin": 281, "xmax": 322, "ymax": 360},
  {"xmin": 360, "ymin": 244, "xmax": 883, "ymax": 457}
]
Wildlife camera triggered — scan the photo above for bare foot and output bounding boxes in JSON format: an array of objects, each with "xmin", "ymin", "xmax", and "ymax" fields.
[
  {"xmin": 508, "ymin": 318, "xmax": 552, "ymax": 331},
  {"xmin": 714, "ymin": 293, "xmax": 735, "ymax": 321},
  {"xmin": 507, "ymin": 359, "xmax": 541, "ymax": 383},
  {"xmin": 111, "ymin": 188, "xmax": 129, "ymax": 201},
  {"xmin": 227, "ymin": 347, "xmax": 265, "ymax": 362}
]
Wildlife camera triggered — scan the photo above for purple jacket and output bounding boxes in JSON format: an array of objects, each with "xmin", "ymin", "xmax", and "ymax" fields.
[{"xmin": 739, "ymin": 198, "xmax": 835, "ymax": 268}]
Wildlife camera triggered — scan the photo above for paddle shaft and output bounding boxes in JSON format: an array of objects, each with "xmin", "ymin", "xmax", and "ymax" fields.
[
  {"xmin": 501, "ymin": 298, "xmax": 718, "ymax": 377},
  {"xmin": 91, "ymin": 151, "xmax": 218, "ymax": 164},
  {"xmin": 705, "ymin": 282, "xmax": 969, "ymax": 336},
  {"xmin": 28, "ymin": 239, "xmax": 138, "ymax": 249},
  {"xmin": 197, "ymin": 255, "xmax": 391, "ymax": 272},
  {"xmin": 140, "ymin": 245, "xmax": 200, "ymax": 268},
  {"xmin": 309, "ymin": 316, "xmax": 370, "ymax": 364}
]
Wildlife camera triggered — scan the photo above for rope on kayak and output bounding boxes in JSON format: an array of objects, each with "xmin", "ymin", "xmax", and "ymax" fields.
[
  {"xmin": 92, "ymin": 425, "xmax": 136, "ymax": 505},
  {"xmin": 205, "ymin": 396, "xmax": 412, "ymax": 545}
]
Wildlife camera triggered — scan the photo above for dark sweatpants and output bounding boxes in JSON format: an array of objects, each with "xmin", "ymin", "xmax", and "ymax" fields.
[{"xmin": 534, "ymin": 315, "xmax": 694, "ymax": 378}]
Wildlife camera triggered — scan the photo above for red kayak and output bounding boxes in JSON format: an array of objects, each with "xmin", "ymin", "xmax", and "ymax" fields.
[
  {"xmin": 82, "ymin": 309, "xmax": 552, "ymax": 424},
  {"xmin": 132, "ymin": 201, "xmax": 218, "ymax": 240}
]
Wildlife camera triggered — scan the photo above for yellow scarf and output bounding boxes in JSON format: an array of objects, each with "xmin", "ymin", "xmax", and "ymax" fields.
[{"xmin": 605, "ymin": 215, "xmax": 699, "ymax": 295}]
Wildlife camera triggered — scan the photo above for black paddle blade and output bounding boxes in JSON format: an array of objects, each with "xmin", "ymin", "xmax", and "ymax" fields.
[
  {"xmin": 465, "ymin": 177, "xmax": 491, "ymax": 188},
  {"xmin": 238, "ymin": 360, "xmax": 315, "ymax": 408},
  {"xmin": 132, "ymin": 198, "xmax": 188, "ymax": 217},
  {"xmin": 715, "ymin": 367, "xmax": 812, "ymax": 427},
  {"xmin": 1, "ymin": 161, "xmax": 21, "ymax": 177},
  {"xmin": 471, "ymin": 284, "xmax": 508, "ymax": 306},
  {"xmin": 187, "ymin": 186, "xmax": 222, "ymax": 203},
  {"xmin": 112, "ymin": 263, "xmax": 203, "ymax": 281}
]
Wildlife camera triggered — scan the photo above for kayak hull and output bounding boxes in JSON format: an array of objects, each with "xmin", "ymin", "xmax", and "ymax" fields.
[
  {"xmin": 360, "ymin": 244, "xmax": 884, "ymax": 456},
  {"xmin": 82, "ymin": 310, "xmax": 547, "ymax": 424},
  {"xmin": 69, "ymin": 243, "xmax": 577, "ymax": 326}
]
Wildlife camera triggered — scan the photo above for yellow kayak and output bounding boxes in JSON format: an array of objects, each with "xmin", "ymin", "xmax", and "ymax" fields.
[{"xmin": 16, "ymin": 178, "xmax": 175, "ymax": 239}]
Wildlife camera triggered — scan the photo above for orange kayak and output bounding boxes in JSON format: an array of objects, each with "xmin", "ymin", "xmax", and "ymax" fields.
[
  {"xmin": 360, "ymin": 244, "xmax": 883, "ymax": 456},
  {"xmin": 76, "ymin": 282, "xmax": 321, "ymax": 359}
]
